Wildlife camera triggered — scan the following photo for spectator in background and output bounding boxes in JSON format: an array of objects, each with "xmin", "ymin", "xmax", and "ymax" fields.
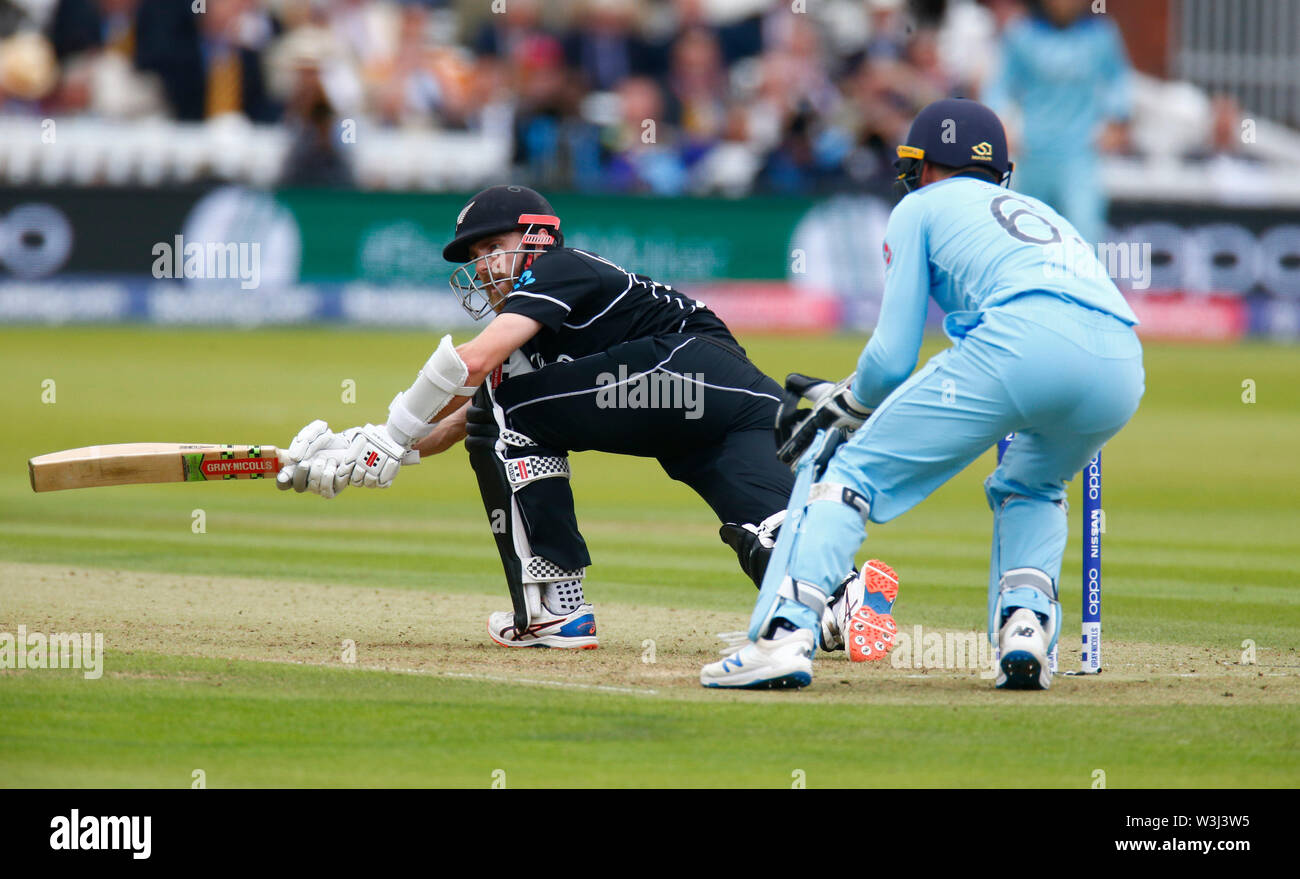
[
  {"xmin": 472, "ymin": 0, "xmax": 547, "ymax": 63},
  {"xmin": 751, "ymin": 14, "xmax": 851, "ymax": 194},
  {"xmin": 768, "ymin": 12, "xmax": 840, "ymax": 117},
  {"xmin": 748, "ymin": 11, "xmax": 838, "ymax": 158},
  {"xmin": 673, "ymin": 0, "xmax": 763, "ymax": 66},
  {"xmin": 665, "ymin": 26, "xmax": 727, "ymax": 151},
  {"xmin": 906, "ymin": 27, "xmax": 958, "ymax": 98},
  {"xmin": 0, "ymin": 30, "xmax": 58, "ymax": 111},
  {"xmin": 510, "ymin": 32, "xmax": 589, "ymax": 187},
  {"xmin": 370, "ymin": 1, "xmax": 440, "ymax": 126},
  {"xmin": 134, "ymin": 0, "xmax": 280, "ymax": 123},
  {"xmin": 1186, "ymin": 94, "xmax": 1257, "ymax": 164},
  {"xmin": 982, "ymin": 0, "xmax": 1132, "ymax": 243},
  {"xmin": 280, "ymin": 50, "xmax": 352, "ymax": 187},
  {"xmin": 757, "ymin": 106, "xmax": 841, "ymax": 194},
  {"xmin": 265, "ymin": 0, "xmax": 363, "ymax": 119},
  {"xmin": 330, "ymin": 0, "xmax": 398, "ymax": 71},
  {"xmin": 0, "ymin": 0, "xmax": 28, "ymax": 37},
  {"xmin": 563, "ymin": 0, "xmax": 657, "ymax": 92},
  {"xmin": 48, "ymin": 0, "xmax": 118, "ymax": 61},
  {"xmin": 45, "ymin": 0, "xmax": 165, "ymax": 117},
  {"xmin": 1184, "ymin": 93, "xmax": 1270, "ymax": 205},
  {"xmin": 603, "ymin": 75, "xmax": 687, "ymax": 194},
  {"xmin": 937, "ymin": 0, "xmax": 1025, "ymax": 96},
  {"xmin": 862, "ymin": 0, "xmax": 911, "ymax": 62},
  {"xmin": 837, "ymin": 56, "xmax": 934, "ymax": 188}
]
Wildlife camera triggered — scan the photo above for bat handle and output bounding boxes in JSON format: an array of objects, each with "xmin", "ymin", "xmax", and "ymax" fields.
[{"xmin": 275, "ymin": 449, "xmax": 295, "ymax": 490}]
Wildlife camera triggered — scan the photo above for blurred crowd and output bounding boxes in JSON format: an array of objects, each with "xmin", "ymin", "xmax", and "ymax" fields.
[
  {"xmin": 0, "ymin": 0, "xmax": 1039, "ymax": 191},
  {"xmin": 0, "ymin": 0, "xmax": 1249, "ymax": 195}
]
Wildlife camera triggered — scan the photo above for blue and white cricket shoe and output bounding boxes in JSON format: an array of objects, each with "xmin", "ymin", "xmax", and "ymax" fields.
[
  {"xmin": 996, "ymin": 607, "xmax": 1052, "ymax": 690},
  {"xmin": 700, "ymin": 628, "xmax": 815, "ymax": 690},
  {"xmin": 488, "ymin": 602, "xmax": 598, "ymax": 649}
]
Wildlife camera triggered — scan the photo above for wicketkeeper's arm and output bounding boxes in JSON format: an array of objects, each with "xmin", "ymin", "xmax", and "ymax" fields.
[{"xmin": 853, "ymin": 194, "xmax": 931, "ymax": 408}]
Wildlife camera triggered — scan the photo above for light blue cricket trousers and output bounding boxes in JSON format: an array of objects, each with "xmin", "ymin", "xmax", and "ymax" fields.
[{"xmin": 786, "ymin": 292, "xmax": 1145, "ymax": 636}]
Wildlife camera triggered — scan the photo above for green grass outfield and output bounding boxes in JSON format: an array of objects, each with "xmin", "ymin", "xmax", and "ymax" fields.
[{"xmin": 1, "ymin": 327, "xmax": 1297, "ymax": 788}]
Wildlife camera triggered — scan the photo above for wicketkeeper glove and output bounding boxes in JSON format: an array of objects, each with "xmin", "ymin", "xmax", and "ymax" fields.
[{"xmin": 774, "ymin": 373, "xmax": 872, "ymax": 467}]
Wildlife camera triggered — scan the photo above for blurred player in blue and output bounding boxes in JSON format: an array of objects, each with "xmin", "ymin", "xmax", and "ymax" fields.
[
  {"xmin": 702, "ymin": 97, "xmax": 1144, "ymax": 691},
  {"xmin": 982, "ymin": 0, "xmax": 1133, "ymax": 244}
]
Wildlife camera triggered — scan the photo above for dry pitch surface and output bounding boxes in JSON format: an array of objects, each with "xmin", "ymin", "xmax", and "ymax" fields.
[{"xmin": 5, "ymin": 562, "xmax": 1295, "ymax": 707}]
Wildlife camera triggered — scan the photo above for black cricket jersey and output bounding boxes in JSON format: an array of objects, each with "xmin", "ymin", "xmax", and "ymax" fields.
[{"xmin": 499, "ymin": 247, "xmax": 739, "ymax": 368}]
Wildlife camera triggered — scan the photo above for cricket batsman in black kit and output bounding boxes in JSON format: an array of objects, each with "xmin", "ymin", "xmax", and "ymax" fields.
[{"xmin": 278, "ymin": 185, "xmax": 898, "ymax": 658}]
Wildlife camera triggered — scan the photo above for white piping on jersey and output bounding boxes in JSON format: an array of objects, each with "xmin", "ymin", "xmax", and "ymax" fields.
[
  {"xmin": 569, "ymin": 248, "xmax": 625, "ymax": 272},
  {"xmin": 561, "ymin": 248, "xmax": 696, "ymax": 330},
  {"xmin": 502, "ymin": 337, "xmax": 778, "ymax": 416},
  {"xmin": 509, "ymin": 290, "xmax": 572, "ymax": 312},
  {"xmin": 562, "ymin": 275, "xmax": 632, "ymax": 329},
  {"xmin": 656, "ymin": 369, "xmax": 780, "ymax": 402}
]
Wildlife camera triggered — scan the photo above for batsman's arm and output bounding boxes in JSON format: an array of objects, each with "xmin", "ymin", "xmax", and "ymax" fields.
[
  {"xmin": 430, "ymin": 313, "xmax": 543, "ymax": 423},
  {"xmin": 416, "ymin": 405, "xmax": 468, "ymax": 457}
]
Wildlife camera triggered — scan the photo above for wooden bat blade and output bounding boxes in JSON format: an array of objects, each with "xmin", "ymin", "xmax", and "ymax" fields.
[{"xmin": 28, "ymin": 444, "xmax": 287, "ymax": 492}]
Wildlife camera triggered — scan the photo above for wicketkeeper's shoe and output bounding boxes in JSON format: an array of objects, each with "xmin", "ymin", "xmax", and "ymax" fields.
[
  {"xmin": 820, "ymin": 559, "xmax": 899, "ymax": 661},
  {"xmin": 700, "ymin": 627, "xmax": 815, "ymax": 690},
  {"xmin": 487, "ymin": 602, "xmax": 599, "ymax": 649},
  {"xmin": 996, "ymin": 607, "xmax": 1052, "ymax": 690}
]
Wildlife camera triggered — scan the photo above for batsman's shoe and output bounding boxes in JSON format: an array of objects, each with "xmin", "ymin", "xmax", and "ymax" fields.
[
  {"xmin": 996, "ymin": 607, "xmax": 1052, "ymax": 690},
  {"xmin": 700, "ymin": 628, "xmax": 815, "ymax": 690},
  {"xmin": 820, "ymin": 560, "xmax": 900, "ymax": 662},
  {"xmin": 487, "ymin": 602, "xmax": 599, "ymax": 649}
]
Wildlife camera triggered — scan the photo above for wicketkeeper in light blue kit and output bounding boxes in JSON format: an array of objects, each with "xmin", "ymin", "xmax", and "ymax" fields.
[{"xmin": 702, "ymin": 97, "xmax": 1144, "ymax": 691}]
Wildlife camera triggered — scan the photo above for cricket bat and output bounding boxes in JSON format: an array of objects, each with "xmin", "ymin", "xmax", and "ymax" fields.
[{"xmin": 28, "ymin": 444, "xmax": 288, "ymax": 492}]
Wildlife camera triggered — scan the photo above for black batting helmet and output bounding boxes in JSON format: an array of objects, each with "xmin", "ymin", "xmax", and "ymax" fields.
[
  {"xmin": 894, "ymin": 98, "xmax": 1013, "ymax": 193},
  {"xmin": 442, "ymin": 184, "xmax": 563, "ymax": 263}
]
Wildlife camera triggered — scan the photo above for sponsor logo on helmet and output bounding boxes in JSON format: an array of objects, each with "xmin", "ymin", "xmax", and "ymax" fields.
[
  {"xmin": 456, "ymin": 200, "xmax": 475, "ymax": 230},
  {"xmin": 882, "ymin": 241, "xmax": 892, "ymax": 266},
  {"xmin": 971, "ymin": 141, "xmax": 994, "ymax": 162}
]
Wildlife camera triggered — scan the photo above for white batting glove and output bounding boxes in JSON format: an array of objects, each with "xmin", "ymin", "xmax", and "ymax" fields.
[
  {"xmin": 343, "ymin": 424, "xmax": 420, "ymax": 489},
  {"xmin": 277, "ymin": 419, "xmax": 353, "ymax": 496}
]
